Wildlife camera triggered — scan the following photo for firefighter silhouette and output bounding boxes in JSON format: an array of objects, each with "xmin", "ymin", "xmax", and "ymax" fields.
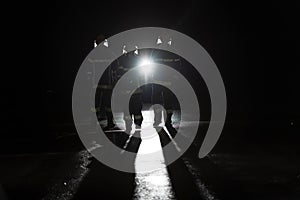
[{"xmin": 94, "ymin": 36, "xmax": 179, "ymax": 134}]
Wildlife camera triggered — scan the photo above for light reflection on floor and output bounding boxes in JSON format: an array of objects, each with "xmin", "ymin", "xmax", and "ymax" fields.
[{"xmin": 133, "ymin": 110, "xmax": 176, "ymax": 200}]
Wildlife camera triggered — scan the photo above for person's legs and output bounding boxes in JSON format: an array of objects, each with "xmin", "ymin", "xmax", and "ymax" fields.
[
  {"xmin": 129, "ymin": 94, "xmax": 143, "ymax": 128},
  {"xmin": 124, "ymin": 114, "xmax": 132, "ymax": 132},
  {"xmin": 165, "ymin": 110, "xmax": 172, "ymax": 127},
  {"xmin": 134, "ymin": 112, "xmax": 143, "ymax": 127},
  {"xmin": 165, "ymin": 110, "xmax": 177, "ymax": 137},
  {"xmin": 102, "ymin": 90, "xmax": 115, "ymax": 129},
  {"xmin": 105, "ymin": 107, "xmax": 115, "ymax": 128},
  {"xmin": 153, "ymin": 105, "xmax": 163, "ymax": 126}
]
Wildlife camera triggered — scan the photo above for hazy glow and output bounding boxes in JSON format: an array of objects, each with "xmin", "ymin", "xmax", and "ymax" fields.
[{"xmin": 138, "ymin": 57, "xmax": 154, "ymax": 75}]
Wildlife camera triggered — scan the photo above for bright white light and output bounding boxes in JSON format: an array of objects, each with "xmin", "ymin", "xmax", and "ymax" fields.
[
  {"xmin": 134, "ymin": 46, "xmax": 139, "ymax": 55},
  {"xmin": 139, "ymin": 58, "xmax": 153, "ymax": 66},
  {"xmin": 156, "ymin": 37, "xmax": 162, "ymax": 45},
  {"xmin": 167, "ymin": 38, "xmax": 172, "ymax": 46},
  {"xmin": 138, "ymin": 57, "xmax": 154, "ymax": 75},
  {"xmin": 122, "ymin": 45, "xmax": 127, "ymax": 54},
  {"xmin": 103, "ymin": 39, "xmax": 109, "ymax": 47}
]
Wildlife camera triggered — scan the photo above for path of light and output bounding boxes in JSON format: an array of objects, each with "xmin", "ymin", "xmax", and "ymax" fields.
[{"xmin": 133, "ymin": 110, "xmax": 176, "ymax": 200}]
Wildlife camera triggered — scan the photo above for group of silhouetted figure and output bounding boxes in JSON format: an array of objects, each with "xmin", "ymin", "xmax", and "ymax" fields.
[{"xmin": 97, "ymin": 83, "xmax": 179, "ymax": 136}]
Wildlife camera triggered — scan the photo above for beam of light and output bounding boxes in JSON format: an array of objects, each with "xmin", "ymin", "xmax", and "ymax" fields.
[{"xmin": 133, "ymin": 110, "xmax": 176, "ymax": 199}]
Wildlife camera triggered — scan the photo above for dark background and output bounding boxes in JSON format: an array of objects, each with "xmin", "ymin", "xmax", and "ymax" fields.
[
  {"xmin": 0, "ymin": 1, "xmax": 299, "ymax": 199},
  {"xmin": 3, "ymin": 0, "xmax": 299, "ymax": 142}
]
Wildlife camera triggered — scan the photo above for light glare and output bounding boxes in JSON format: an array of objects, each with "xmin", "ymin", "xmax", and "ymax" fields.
[{"xmin": 138, "ymin": 58, "xmax": 154, "ymax": 75}]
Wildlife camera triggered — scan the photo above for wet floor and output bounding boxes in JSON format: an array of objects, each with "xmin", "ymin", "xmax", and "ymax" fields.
[
  {"xmin": 133, "ymin": 110, "xmax": 176, "ymax": 199},
  {"xmin": 0, "ymin": 110, "xmax": 299, "ymax": 199}
]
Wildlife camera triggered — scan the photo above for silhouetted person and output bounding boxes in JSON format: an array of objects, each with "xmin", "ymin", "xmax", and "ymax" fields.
[
  {"xmin": 96, "ymin": 65, "xmax": 115, "ymax": 130},
  {"xmin": 128, "ymin": 88, "xmax": 143, "ymax": 129},
  {"xmin": 142, "ymin": 84, "xmax": 180, "ymax": 136}
]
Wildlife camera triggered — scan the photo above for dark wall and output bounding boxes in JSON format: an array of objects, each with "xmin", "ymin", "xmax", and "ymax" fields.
[{"xmin": 3, "ymin": 1, "xmax": 298, "ymax": 138}]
